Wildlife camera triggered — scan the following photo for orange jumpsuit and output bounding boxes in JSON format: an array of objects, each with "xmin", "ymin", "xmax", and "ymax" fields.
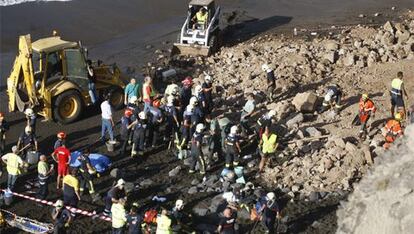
[
  {"xmin": 383, "ymin": 119, "xmax": 403, "ymax": 143},
  {"xmin": 359, "ymin": 98, "xmax": 376, "ymax": 123}
]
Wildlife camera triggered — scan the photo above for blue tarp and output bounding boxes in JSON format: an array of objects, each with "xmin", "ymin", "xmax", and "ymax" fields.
[{"xmin": 69, "ymin": 151, "xmax": 111, "ymax": 173}]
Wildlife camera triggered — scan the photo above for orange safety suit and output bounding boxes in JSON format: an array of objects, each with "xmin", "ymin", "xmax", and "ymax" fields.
[
  {"xmin": 359, "ymin": 98, "xmax": 376, "ymax": 123},
  {"xmin": 383, "ymin": 119, "xmax": 403, "ymax": 143}
]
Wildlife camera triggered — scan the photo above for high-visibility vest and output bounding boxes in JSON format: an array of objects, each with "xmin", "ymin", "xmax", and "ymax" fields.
[
  {"xmin": 143, "ymin": 83, "xmax": 152, "ymax": 102},
  {"xmin": 111, "ymin": 203, "xmax": 127, "ymax": 229},
  {"xmin": 156, "ymin": 214, "xmax": 172, "ymax": 234},
  {"xmin": 5, "ymin": 153, "xmax": 21, "ymax": 176},
  {"xmin": 262, "ymin": 134, "xmax": 277, "ymax": 154},
  {"xmin": 196, "ymin": 12, "xmax": 208, "ymax": 24},
  {"xmin": 391, "ymin": 78, "xmax": 403, "ymax": 95}
]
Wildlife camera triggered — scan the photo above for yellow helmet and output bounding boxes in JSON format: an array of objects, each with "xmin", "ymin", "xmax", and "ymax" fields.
[
  {"xmin": 395, "ymin": 113, "xmax": 402, "ymax": 121},
  {"xmin": 362, "ymin": 93, "xmax": 369, "ymax": 100}
]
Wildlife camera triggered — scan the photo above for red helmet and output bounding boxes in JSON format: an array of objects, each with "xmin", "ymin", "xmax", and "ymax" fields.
[
  {"xmin": 124, "ymin": 109, "xmax": 133, "ymax": 117},
  {"xmin": 57, "ymin": 132, "xmax": 66, "ymax": 139},
  {"xmin": 153, "ymin": 100, "xmax": 161, "ymax": 108},
  {"xmin": 182, "ymin": 77, "xmax": 193, "ymax": 86}
]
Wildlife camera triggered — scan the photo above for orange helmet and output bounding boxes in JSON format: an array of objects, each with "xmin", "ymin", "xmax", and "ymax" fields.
[
  {"xmin": 182, "ymin": 77, "xmax": 193, "ymax": 86},
  {"xmin": 124, "ymin": 109, "xmax": 133, "ymax": 117},
  {"xmin": 153, "ymin": 100, "xmax": 161, "ymax": 108},
  {"xmin": 57, "ymin": 132, "xmax": 66, "ymax": 139}
]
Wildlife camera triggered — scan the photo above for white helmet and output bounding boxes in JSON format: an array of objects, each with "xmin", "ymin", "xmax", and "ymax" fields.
[
  {"xmin": 194, "ymin": 85, "xmax": 202, "ymax": 94},
  {"xmin": 230, "ymin": 125, "xmax": 238, "ymax": 135},
  {"xmin": 266, "ymin": 192, "xmax": 276, "ymax": 200},
  {"xmin": 54, "ymin": 199, "xmax": 64, "ymax": 208},
  {"xmin": 189, "ymin": 96, "xmax": 198, "ymax": 106},
  {"xmin": 25, "ymin": 108, "xmax": 34, "ymax": 116},
  {"xmin": 167, "ymin": 95, "xmax": 175, "ymax": 105},
  {"xmin": 205, "ymin": 75, "xmax": 212, "ymax": 82},
  {"xmin": 25, "ymin": 126, "xmax": 32, "ymax": 134},
  {"xmin": 129, "ymin": 96, "xmax": 138, "ymax": 104},
  {"xmin": 186, "ymin": 105, "xmax": 194, "ymax": 113},
  {"xmin": 175, "ymin": 199, "xmax": 184, "ymax": 210},
  {"xmin": 262, "ymin": 64, "xmax": 270, "ymax": 72},
  {"xmin": 117, "ymin": 178, "xmax": 126, "ymax": 187},
  {"xmin": 196, "ymin": 123, "xmax": 205, "ymax": 133},
  {"xmin": 324, "ymin": 90, "xmax": 334, "ymax": 102},
  {"xmin": 268, "ymin": 110, "xmax": 276, "ymax": 117},
  {"xmin": 138, "ymin": 111, "xmax": 146, "ymax": 120}
]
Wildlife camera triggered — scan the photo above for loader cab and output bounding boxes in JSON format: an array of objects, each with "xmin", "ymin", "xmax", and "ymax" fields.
[{"xmin": 188, "ymin": 0, "xmax": 216, "ymax": 30}]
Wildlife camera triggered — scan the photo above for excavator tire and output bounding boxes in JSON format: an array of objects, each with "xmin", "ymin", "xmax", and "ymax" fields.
[{"xmin": 53, "ymin": 90, "xmax": 83, "ymax": 124}]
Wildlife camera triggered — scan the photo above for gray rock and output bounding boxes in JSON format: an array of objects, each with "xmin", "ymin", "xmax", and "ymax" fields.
[
  {"xmin": 188, "ymin": 186, "xmax": 198, "ymax": 194},
  {"xmin": 306, "ymin": 127, "xmax": 322, "ymax": 137},
  {"xmin": 168, "ymin": 166, "xmax": 181, "ymax": 177},
  {"xmin": 292, "ymin": 92, "xmax": 318, "ymax": 112},
  {"xmin": 345, "ymin": 142, "xmax": 358, "ymax": 154},
  {"xmin": 334, "ymin": 137, "xmax": 346, "ymax": 148},
  {"xmin": 183, "ymin": 157, "xmax": 192, "ymax": 166},
  {"xmin": 309, "ymin": 191, "xmax": 320, "ymax": 201},
  {"xmin": 110, "ymin": 168, "xmax": 120, "ymax": 178},
  {"xmin": 193, "ymin": 205, "xmax": 209, "ymax": 216},
  {"xmin": 204, "ymin": 175, "xmax": 219, "ymax": 187},
  {"xmin": 191, "ymin": 179, "xmax": 200, "ymax": 186},
  {"xmin": 291, "ymin": 184, "xmax": 300, "ymax": 192},
  {"xmin": 140, "ymin": 178, "xmax": 154, "ymax": 187},
  {"xmin": 383, "ymin": 21, "xmax": 395, "ymax": 33},
  {"xmin": 286, "ymin": 113, "xmax": 305, "ymax": 128},
  {"xmin": 344, "ymin": 54, "xmax": 355, "ymax": 66}
]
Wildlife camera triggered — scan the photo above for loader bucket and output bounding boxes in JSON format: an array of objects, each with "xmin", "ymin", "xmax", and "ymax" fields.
[{"xmin": 172, "ymin": 43, "xmax": 211, "ymax": 56}]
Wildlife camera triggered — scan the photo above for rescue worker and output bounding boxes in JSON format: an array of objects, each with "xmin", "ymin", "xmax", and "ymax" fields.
[
  {"xmin": 256, "ymin": 110, "xmax": 276, "ymax": 137},
  {"xmin": 87, "ymin": 60, "xmax": 98, "ymax": 104},
  {"xmin": 195, "ymin": 85, "xmax": 209, "ymax": 119},
  {"xmin": 52, "ymin": 200, "xmax": 72, "ymax": 234},
  {"xmin": 0, "ymin": 112, "xmax": 9, "ymax": 155},
  {"xmin": 190, "ymin": 97, "xmax": 204, "ymax": 135},
  {"xmin": 382, "ymin": 113, "xmax": 404, "ymax": 149},
  {"xmin": 320, "ymin": 84, "xmax": 342, "ymax": 113},
  {"xmin": 180, "ymin": 77, "xmax": 193, "ymax": 113},
  {"xmin": 54, "ymin": 131, "xmax": 66, "ymax": 150},
  {"xmin": 62, "ymin": 168, "xmax": 81, "ymax": 208},
  {"xmin": 202, "ymin": 74, "xmax": 214, "ymax": 116},
  {"xmin": 259, "ymin": 126, "xmax": 278, "ymax": 174},
  {"xmin": 38, "ymin": 154, "xmax": 54, "ymax": 199},
  {"xmin": 124, "ymin": 78, "xmax": 140, "ymax": 106},
  {"xmin": 142, "ymin": 76, "xmax": 154, "ymax": 113},
  {"xmin": 358, "ymin": 94, "xmax": 376, "ymax": 139},
  {"xmin": 164, "ymin": 95, "xmax": 180, "ymax": 142},
  {"xmin": 224, "ymin": 126, "xmax": 242, "ymax": 169},
  {"xmin": 25, "ymin": 108, "xmax": 37, "ymax": 134},
  {"xmin": 178, "ymin": 105, "xmax": 193, "ymax": 151},
  {"xmin": 52, "ymin": 144, "xmax": 71, "ymax": 190},
  {"xmin": 131, "ymin": 111, "xmax": 148, "ymax": 157},
  {"xmin": 164, "ymin": 82, "xmax": 180, "ymax": 102},
  {"xmin": 101, "ymin": 93, "xmax": 115, "ymax": 143},
  {"xmin": 189, "ymin": 123, "xmax": 206, "ymax": 174},
  {"xmin": 240, "ymin": 93, "xmax": 256, "ymax": 136},
  {"xmin": 1, "ymin": 146, "xmax": 24, "ymax": 191},
  {"xmin": 78, "ymin": 149, "xmax": 96, "ymax": 196},
  {"xmin": 156, "ymin": 207, "xmax": 173, "ymax": 234},
  {"xmin": 104, "ymin": 179, "xmax": 127, "ymax": 216},
  {"xmin": 127, "ymin": 96, "xmax": 140, "ymax": 121},
  {"xmin": 112, "ymin": 198, "xmax": 127, "ymax": 234},
  {"xmin": 192, "ymin": 7, "xmax": 209, "ymax": 30},
  {"xmin": 147, "ymin": 99, "xmax": 163, "ymax": 148},
  {"xmin": 390, "ymin": 71, "xmax": 409, "ymax": 117},
  {"xmin": 120, "ymin": 109, "xmax": 134, "ymax": 156},
  {"xmin": 127, "ymin": 203, "xmax": 144, "ymax": 234},
  {"xmin": 262, "ymin": 64, "xmax": 277, "ymax": 101},
  {"xmin": 260, "ymin": 192, "xmax": 281, "ymax": 234},
  {"xmin": 17, "ymin": 126, "xmax": 38, "ymax": 160},
  {"xmin": 171, "ymin": 199, "xmax": 189, "ymax": 232},
  {"xmin": 217, "ymin": 207, "xmax": 237, "ymax": 234},
  {"xmin": 208, "ymin": 117, "xmax": 223, "ymax": 162}
]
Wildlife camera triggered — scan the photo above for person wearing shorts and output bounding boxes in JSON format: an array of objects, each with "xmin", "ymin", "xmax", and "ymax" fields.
[{"xmin": 52, "ymin": 145, "xmax": 71, "ymax": 190}]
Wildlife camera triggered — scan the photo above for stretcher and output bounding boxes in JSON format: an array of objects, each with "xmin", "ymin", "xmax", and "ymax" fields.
[{"xmin": 0, "ymin": 209, "xmax": 54, "ymax": 233}]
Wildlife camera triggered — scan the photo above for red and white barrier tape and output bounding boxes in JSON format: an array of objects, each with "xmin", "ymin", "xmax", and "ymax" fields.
[{"xmin": 1, "ymin": 189, "xmax": 111, "ymax": 222}]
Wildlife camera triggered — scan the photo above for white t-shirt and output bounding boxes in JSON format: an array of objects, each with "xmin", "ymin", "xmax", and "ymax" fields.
[{"xmin": 101, "ymin": 101, "xmax": 112, "ymax": 119}]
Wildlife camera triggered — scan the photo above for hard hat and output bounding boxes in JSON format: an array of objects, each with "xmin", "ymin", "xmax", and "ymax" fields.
[
  {"xmin": 186, "ymin": 105, "xmax": 194, "ymax": 113},
  {"xmin": 55, "ymin": 199, "xmax": 64, "ymax": 208},
  {"xmin": 230, "ymin": 125, "xmax": 239, "ymax": 135},
  {"xmin": 195, "ymin": 85, "xmax": 202, "ymax": 94},
  {"xmin": 117, "ymin": 179, "xmax": 126, "ymax": 187},
  {"xmin": 25, "ymin": 126, "xmax": 32, "ymax": 134},
  {"xmin": 262, "ymin": 64, "xmax": 270, "ymax": 72},
  {"xmin": 153, "ymin": 99, "xmax": 161, "ymax": 108},
  {"xmin": 395, "ymin": 113, "xmax": 402, "ymax": 121},
  {"xmin": 0, "ymin": 112, "xmax": 3, "ymax": 118},
  {"xmin": 25, "ymin": 108, "xmax": 34, "ymax": 116},
  {"xmin": 362, "ymin": 93, "xmax": 369, "ymax": 100},
  {"xmin": 138, "ymin": 111, "xmax": 147, "ymax": 120},
  {"xmin": 167, "ymin": 95, "xmax": 175, "ymax": 105},
  {"xmin": 205, "ymin": 75, "xmax": 212, "ymax": 82},
  {"xmin": 57, "ymin": 131, "xmax": 66, "ymax": 139},
  {"xmin": 182, "ymin": 77, "xmax": 193, "ymax": 86},
  {"xmin": 175, "ymin": 199, "xmax": 184, "ymax": 210},
  {"xmin": 129, "ymin": 96, "xmax": 138, "ymax": 104},
  {"xmin": 266, "ymin": 192, "xmax": 276, "ymax": 200},
  {"xmin": 268, "ymin": 110, "xmax": 276, "ymax": 117},
  {"xmin": 124, "ymin": 109, "xmax": 133, "ymax": 117},
  {"xmin": 324, "ymin": 90, "xmax": 334, "ymax": 102},
  {"xmin": 196, "ymin": 123, "xmax": 205, "ymax": 133},
  {"xmin": 189, "ymin": 96, "xmax": 198, "ymax": 106}
]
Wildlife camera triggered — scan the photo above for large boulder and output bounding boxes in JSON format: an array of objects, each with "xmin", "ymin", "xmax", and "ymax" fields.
[{"xmin": 292, "ymin": 92, "xmax": 318, "ymax": 112}]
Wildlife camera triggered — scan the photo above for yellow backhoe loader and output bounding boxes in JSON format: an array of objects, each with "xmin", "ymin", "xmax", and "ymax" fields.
[{"xmin": 7, "ymin": 34, "xmax": 127, "ymax": 124}]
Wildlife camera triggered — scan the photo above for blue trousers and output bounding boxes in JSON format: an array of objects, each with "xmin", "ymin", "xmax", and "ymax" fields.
[{"xmin": 102, "ymin": 119, "xmax": 114, "ymax": 141}]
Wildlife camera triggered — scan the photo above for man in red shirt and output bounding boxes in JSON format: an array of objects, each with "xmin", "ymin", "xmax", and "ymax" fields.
[{"xmin": 52, "ymin": 146, "xmax": 71, "ymax": 190}]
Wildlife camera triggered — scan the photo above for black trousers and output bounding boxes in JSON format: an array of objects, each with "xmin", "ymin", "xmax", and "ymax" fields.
[
  {"xmin": 190, "ymin": 151, "xmax": 206, "ymax": 173},
  {"xmin": 80, "ymin": 171, "xmax": 95, "ymax": 194},
  {"xmin": 225, "ymin": 148, "xmax": 240, "ymax": 167},
  {"xmin": 37, "ymin": 181, "xmax": 48, "ymax": 200}
]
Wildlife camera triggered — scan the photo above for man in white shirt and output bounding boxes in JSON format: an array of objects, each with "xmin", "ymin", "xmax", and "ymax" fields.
[
  {"xmin": 240, "ymin": 93, "xmax": 256, "ymax": 135},
  {"xmin": 101, "ymin": 94, "xmax": 115, "ymax": 143}
]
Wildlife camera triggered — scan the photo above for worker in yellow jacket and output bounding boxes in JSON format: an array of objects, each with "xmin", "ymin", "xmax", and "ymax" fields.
[
  {"xmin": 258, "ymin": 126, "xmax": 278, "ymax": 173},
  {"xmin": 111, "ymin": 198, "xmax": 127, "ymax": 234},
  {"xmin": 156, "ymin": 207, "xmax": 172, "ymax": 234},
  {"xmin": 1, "ymin": 146, "xmax": 24, "ymax": 191}
]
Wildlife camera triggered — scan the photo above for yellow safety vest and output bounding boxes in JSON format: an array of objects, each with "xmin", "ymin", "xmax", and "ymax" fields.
[
  {"xmin": 111, "ymin": 203, "xmax": 127, "ymax": 228},
  {"xmin": 196, "ymin": 12, "xmax": 208, "ymax": 24},
  {"xmin": 391, "ymin": 78, "xmax": 403, "ymax": 95},
  {"xmin": 156, "ymin": 214, "xmax": 172, "ymax": 234},
  {"xmin": 5, "ymin": 153, "xmax": 22, "ymax": 176},
  {"xmin": 262, "ymin": 134, "xmax": 277, "ymax": 154}
]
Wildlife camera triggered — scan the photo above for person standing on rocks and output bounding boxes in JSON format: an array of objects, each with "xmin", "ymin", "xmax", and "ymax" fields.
[
  {"xmin": 164, "ymin": 95, "xmax": 180, "ymax": 143},
  {"xmin": 258, "ymin": 126, "xmax": 278, "ymax": 174},
  {"xmin": 178, "ymin": 105, "xmax": 193, "ymax": 151},
  {"xmin": 189, "ymin": 123, "xmax": 206, "ymax": 175},
  {"xmin": 320, "ymin": 84, "xmax": 342, "ymax": 113},
  {"xmin": 224, "ymin": 126, "xmax": 241, "ymax": 169},
  {"xmin": 1, "ymin": 146, "xmax": 24, "ymax": 191},
  {"xmin": 25, "ymin": 108, "xmax": 37, "ymax": 134},
  {"xmin": 259, "ymin": 192, "xmax": 281, "ymax": 234},
  {"xmin": 190, "ymin": 97, "xmax": 204, "ymax": 136},
  {"xmin": 51, "ymin": 199, "xmax": 72, "ymax": 233},
  {"xmin": 104, "ymin": 179, "xmax": 127, "ymax": 216},
  {"xmin": 51, "ymin": 144, "xmax": 71, "ymax": 190},
  {"xmin": 17, "ymin": 126, "xmax": 38, "ymax": 161},
  {"xmin": 240, "ymin": 93, "xmax": 256, "ymax": 136},
  {"xmin": 202, "ymin": 74, "xmax": 214, "ymax": 118},
  {"xmin": 101, "ymin": 93, "xmax": 115, "ymax": 144},
  {"xmin": 382, "ymin": 113, "xmax": 404, "ymax": 149},
  {"xmin": 147, "ymin": 99, "xmax": 163, "ymax": 148},
  {"xmin": 256, "ymin": 110, "xmax": 276, "ymax": 137},
  {"xmin": 358, "ymin": 94, "xmax": 376, "ymax": 140},
  {"xmin": 78, "ymin": 149, "xmax": 96, "ymax": 196},
  {"xmin": 131, "ymin": 111, "xmax": 148, "ymax": 157},
  {"xmin": 37, "ymin": 154, "xmax": 54, "ymax": 199},
  {"xmin": 62, "ymin": 168, "xmax": 81, "ymax": 209},
  {"xmin": 180, "ymin": 77, "xmax": 193, "ymax": 114},
  {"xmin": 390, "ymin": 71, "xmax": 409, "ymax": 118},
  {"xmin": 142, "ymin": 76, "xmax": 155, "ymax": 113},
  {"xmin": 262, "ymin": 64, "xmax": 277, "ymax": 102},
  {"xmin": 119, "ymin": 109, "xmax": 134, "ymax": 156}
]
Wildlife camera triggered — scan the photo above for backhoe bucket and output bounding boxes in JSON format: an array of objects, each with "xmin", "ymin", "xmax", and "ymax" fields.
[{"xmin": 172, "ymin": 43, "xmax": 211, "ymax": 56}]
